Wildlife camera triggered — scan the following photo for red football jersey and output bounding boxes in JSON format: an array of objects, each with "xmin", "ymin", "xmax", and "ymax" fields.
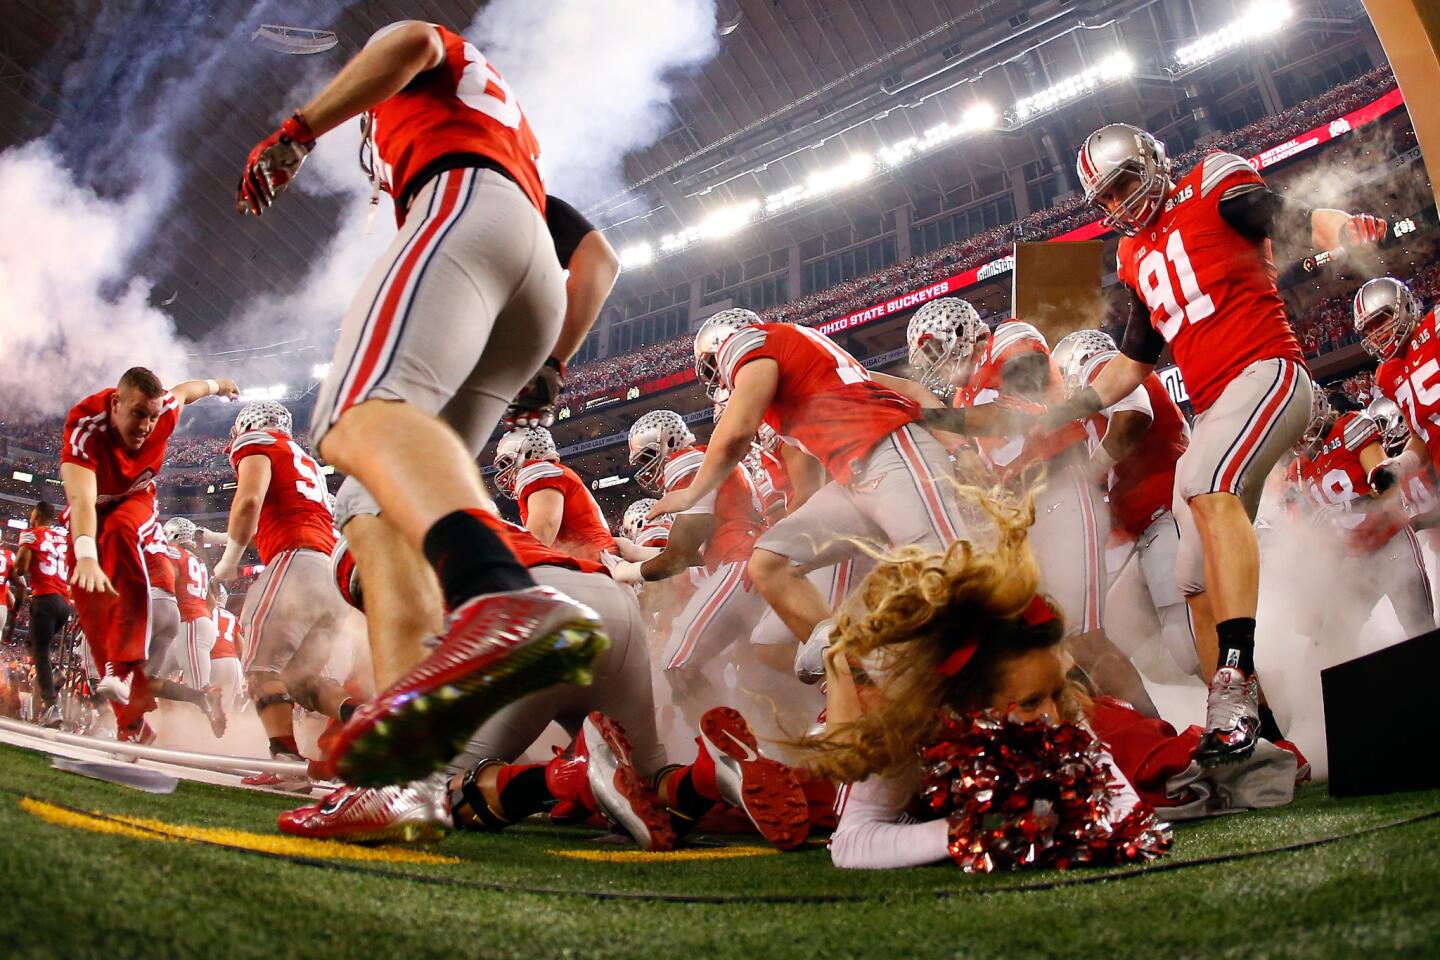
[
  {"xmin": 756, "ymin": 448, "xmax": 792, "ymax": 515},
  {"xmin": 1300, "ymin": 412, "xmax": 1398, "ymax": 552},
  {"xmin": 1116, "ymin": 152, "xmax": 1305, "ymax": 413},
  {"xmin": 229, "ymin": 430, "xmax": 337, "ymax": 564},
  {"xmin": 61, "ymin": 388, "xmax": 180, "ymax": 508},
  {"xmin": 662, "ymin": 445, "xmax": 768, "ymax": 569},
  {"xmin": 1398, "ymin": 466, "xmax": 1440, "ymax": 521},
  {"xmin": 1376, "ymin": 308, "xmax": 1440, "ymax": 469},
  {"xmin": 139, "ymin": 516, "xmax": 177, "ymax": 595},
  {"xmin": 514, "ymin": 460, "xmax": 617, "ymax": 563},
  {"xmin": 498, "ymin": 519, "xmax": 606, "ymax": 575},
  {"xmin": 212, "ymin": 606, "xmax": 242, "ymax": 660},
  {"xmin": 19, "ymin": 525, "xmax": 70, "ymax": 598},
  {"xmin": 0, "ymin": 548, "xmax": 11, "ymax": 608},
  {"xmin": 954, "ymin": 320, "xmax": 1085, "ymax": 473},
  {"xmin": 171, "ymin": 546, "xmax": 210, "ymax": 623},
  {"xmin": 1084, "ymin": 354, "xmax": 1190, "ymax": 537},
  {"xmin": 367, "ymin": 24, "xmax": 545, "ymax": 221},
  {"xmin": 719, "ymin": 323, "xmax": 920, "ymax": 485}
]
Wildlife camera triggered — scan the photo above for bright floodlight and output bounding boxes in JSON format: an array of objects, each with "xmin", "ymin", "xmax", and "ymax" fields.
[
  {"xmin": 239, "ymin": 385, "xmax": 288, "ymax": 402},
  {"xmin": 310, "ymin": 363, "xmax": 331, "ymax": 379},
  {"xmin": 962, "ymin": 102, "xmax": 998, "ymax": 130},
  {"xmin": 1169, "ymin": 1, "xmax": 1292, "ymax": 75},
  {"xmin": 1006, "ymin": 53, "xmax": 1134, "ymax": 127},
  {"xmin": 618, "ymin": 244, "xmax": 654, "ymax": 269}
]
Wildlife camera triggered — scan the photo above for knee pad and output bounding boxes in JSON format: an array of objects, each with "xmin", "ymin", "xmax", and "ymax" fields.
[
  {"xmin": 247, "ymin": 672, "xmax": 292, "ymax": 710},
  {"xmin": 253, "ymin": 691, "xmax": 294, "ymax": 711}
]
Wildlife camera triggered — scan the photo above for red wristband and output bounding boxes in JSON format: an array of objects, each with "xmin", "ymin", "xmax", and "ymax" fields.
[{"xmin": 281, "ymin": 112, "xmax": 317, "ymax": 147}]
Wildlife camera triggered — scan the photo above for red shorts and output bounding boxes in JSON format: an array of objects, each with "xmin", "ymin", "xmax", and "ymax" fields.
[{"xmin": 71, "ymin": 493, "xmax": 158, "ymax": 668}]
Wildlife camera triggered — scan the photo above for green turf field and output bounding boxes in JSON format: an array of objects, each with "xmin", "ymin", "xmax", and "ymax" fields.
[{"xmin": 1, "ymin": 743, "xmax": 1437, "ymax": 960}]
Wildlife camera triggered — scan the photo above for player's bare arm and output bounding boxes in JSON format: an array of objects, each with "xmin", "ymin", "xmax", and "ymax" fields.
[
  {"xmin": 59, "ymin": 462, "xmax": 116, "ymax": 596},
  {"xmin": 1090, "ymin": 408, "xmax": 1153, "ymax": 481},
  {"xmin": 215, "ymin": 454, "xmax": 271, "ymax": 582},
  {"xmin": 524, "ymin": 488, "xmax": 565, "ymax": 546},
  {"xmin": 781, "ymin": 444, "xmax": 824, "ymax": 509},
  {"xmin": 649, "ymin": 360, "xmax": 777, "ymax": 519},
  {"xmin": 1370, "ymin": 432, "xmax": 1427, "ymax": 494},
  {"xmin": 871, "ymin": 371, "xmax": 944, "ymax": 408},
  {"xmin": 170, "ymin": 378, "xmax": 239, "ymax": 406},
  {"xmin": 1216, "ymin": 186, "xmax": 1386, "ymax": 252},
  {"xmin": 554, "ymin": 230, "xmax": 621, "ymax": 364},
  {"xmin": 632, "ymin": 513, "xmax": 715, "ymax": 583},
  {"xmin": 236, "ymin": 22, "xmax": 445, "ymax": 215}
]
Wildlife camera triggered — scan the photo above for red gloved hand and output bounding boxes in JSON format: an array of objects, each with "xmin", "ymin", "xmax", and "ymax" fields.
[
  {"xmin": 1341, "ymin": 213, "xmax": 1387, "ymax": 248},
  {"xmin": 236, "ymin": 113, "xmax": 317, "ymax": 216}
]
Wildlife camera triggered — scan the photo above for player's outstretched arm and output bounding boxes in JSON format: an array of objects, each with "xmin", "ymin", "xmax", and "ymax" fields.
[
  {"xmin": 215, "ymin": 456, "xmax": 271, "ymax": 581},
  {"xmin": 782, "ymin": 444, "xmax": 824, "ymax": 510},
  {"xmin": 649, "ymin": 361, "xmax": 778, "ymax": 519},
  {"xmin": 1089, "ymin": 409, "xmax": 1153, "ymax": 482},
  {"xmin": 59, "ymin": 463, "xmax": 115, "ymax": 596},
  {"xmin": 1217, "ymin": 187, "xmax": 1386, "ymax": 251},
  {"xmin": 170, "ymin": 378, "xmax": 239, "ymax": 406},
  {"xmin": 871, "ymin": 372, "xmax": 944, "ymax": 408},
  {"xmin": 299, "ymin": 22, "xmax": 445, "ymax": 139},
  {"xmin": 1368, "ymin": 433, "xmax": 1426, "ymax": 495},
  {"xmin": 639, "ymin": 514, "xmax": 713, "ymax": 582}
]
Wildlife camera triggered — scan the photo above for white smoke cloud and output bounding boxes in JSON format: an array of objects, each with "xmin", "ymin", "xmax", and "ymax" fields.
[
  {"xmin": 468, "ymin": 0, "xmax": 720, "ymax": 207},
  {"xmin": 0, "ymin": 141, "xmax": 188, "ymax": 417}
]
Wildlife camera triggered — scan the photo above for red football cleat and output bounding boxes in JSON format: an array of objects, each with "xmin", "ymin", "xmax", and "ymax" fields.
[
  {"xmin": 278, "ymin": 781, "xmax": 447, "ymax": 844},
  {"xmin": 548, "ymin": 712, "xmax": 675, "ymax": 851},
  {"xmin": 331, "ymin": 586, "xmax": 609, "ymax": 787},
  {"xmin": 1273, "ymin": 739, "xmax": 1312, "ymax": 786},
  {"xmin": 693, "ymin": 706, "xmax": 810, "ymax": 850}
]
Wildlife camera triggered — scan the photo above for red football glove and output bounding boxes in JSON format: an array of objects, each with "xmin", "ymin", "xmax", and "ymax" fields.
[
  {"xmin": 1341, "ymin": 213, "xmax": 1387, "ymax": 248},
  {"xmin": 236, "ymin": 113, "xmax": 317, "ymax": 216}
]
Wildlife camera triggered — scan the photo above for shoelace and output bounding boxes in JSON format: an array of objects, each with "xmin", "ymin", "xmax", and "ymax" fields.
[{"xmin": 1205, "ymin": 672, "xmax": 1255, "ymax": 730}]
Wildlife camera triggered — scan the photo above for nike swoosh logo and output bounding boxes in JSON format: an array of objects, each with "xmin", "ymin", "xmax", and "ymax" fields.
[{"xmin": 722, "ymin": 729, "xmax": 759, "ymax": 762}]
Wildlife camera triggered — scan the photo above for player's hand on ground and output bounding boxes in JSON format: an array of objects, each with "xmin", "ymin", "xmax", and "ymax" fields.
[
  {"xmin": 1341, "ymin": 213, "xmax": 1387, "ymax": 249},
  {"xmin": 502, "ymin": 357, "xmax": 565, "ymax": 429},
  {"xmin": 72, "ymin": 558, "xmax": 117, "ymax": 596},
  {"xmin": 237, "ymin": 115, "xmax": 316, "ymax": 216},
  {"xmin": 648, "ymin": 488, "xmax": 697, "ymax": 520}
]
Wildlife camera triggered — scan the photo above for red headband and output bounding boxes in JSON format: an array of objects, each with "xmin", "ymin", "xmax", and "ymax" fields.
[{"xmin": 935, "ymin": 595, "xmax": 1055, "ymax": 677}]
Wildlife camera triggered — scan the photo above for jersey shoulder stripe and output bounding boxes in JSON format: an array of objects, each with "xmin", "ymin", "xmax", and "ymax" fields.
[
  {"xmin": 515, "ymin": 461, "xmax": 564, "ymax": 498},
  {"xmin": 1081, "ymin": 350, "xmax": 1118, "ymax": 386},
  {"xmin": 663, "ymin": 449, "xmax": 705, "ymax": 489},
  {"xmin": 718, "ymin": 327, "xmax": 770, "ymax": 387},
  {"xmin": 1341, "ymin": 414, "xmax": 1379, "ymax": 451},
  {"xmin": 230, "ymin": 430, "xmax": 279, "ymax": 457},
  {"xmin": 18, "ymin": 532, "xmax": 35, "ymax": 547},
  {"xmin": 1200, "ymin": 152, "xmax": 1259, "ymax": 198},
  {"xmin": 992, "ymin": 321, "xmax": 1046, "ymax": 356}
]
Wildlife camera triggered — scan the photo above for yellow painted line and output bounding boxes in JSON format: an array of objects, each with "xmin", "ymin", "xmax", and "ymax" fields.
[
  {"xmin": 549, "ymin": 845, "xmax": 778, "ymax": 863},
  {"xmin": 21, "ymin": 798, "xmax": 459, "ymax": 865}
]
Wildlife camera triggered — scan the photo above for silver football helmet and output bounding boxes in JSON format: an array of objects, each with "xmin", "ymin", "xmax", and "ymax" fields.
[
  {"xmin": 694, "ymin": 308, "xmax": 758, "ymax": 402},
  {"xmin": 1366, "ymin": 397, "xmax": 1409, "ymax": 456},
  {"xmin": 628, "ymin": 410, "xmax": 695, "ymax": 493},
  {"xmin": 493, "ymin": 427, "xmax": 558, "ymax": 499},
  {"xmin": 1299, "ymin": 383, "xmax": 1331, "ymax": 449},
  {"xmin": 1354, "ymin": 277, "xmax": 1422, "ymax": 361},
  {"xmin": 163, "ymin": 517, "xmax": 197, "ymax": 547},
  {"xmin": 232, "ymin": 399, "xmax": 293, "ymax": 438},
  {"xmin": 1051, "ymin": 329, "xmax": 1118, "ymax": 399},
  {"xmin": 1077, "ymin": 123, "xmax": 1172, "ymax": 237},
  {"xmin": 620, "ymin": 498, "xmax": 670, "ymax": 541},
  {"xmin": 906, "ymin": 298, "xmax": 985, "ymax": 396}
]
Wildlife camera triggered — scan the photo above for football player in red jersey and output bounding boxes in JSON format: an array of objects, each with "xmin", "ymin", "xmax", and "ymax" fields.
[
  {"xmin": 1292, "ymin": 388, "xmax": 1434, "ymax": 641},
  {"xmin": 650, "ymin": 309, "xmax": 972, "ymax": 673},
  {"xmin": 618, "ymin": 410, "xmax": 770, "ymax": 718},
  {"xmin": 237, "ymin": 21, "xmax": 616, "ymax": 785},
  {"xmin": 209, "ymin": 585, "xmax": 244, "ymax": 710},
  {"xmin": 1040, "ymin": 124, "xmax": 1386, "ymax": 761},
  {"xmin": 493, "ymin": 427, "xmax": 618, "ymax": 564},
  {"xmin": 1355, "ymin": 277, "xmax": 1440, "ymax": 491},
  {"xmin": 59, "ymin": 367, "xmax": 237, "ymax": 735},
  {"xmin": 12, "ymin": 502, "xmax": 72, "ymax": 724},
  {"xmin": 1053, "ymin": 330, "xmax": 1199, "ymax": 680},
  {"xmin": 0, "ymin": 541, "xmax": 12, "ymax": 650},
  {"xmin": 210, "ymin": 401, "xmax": 356, "ymax": 778}
]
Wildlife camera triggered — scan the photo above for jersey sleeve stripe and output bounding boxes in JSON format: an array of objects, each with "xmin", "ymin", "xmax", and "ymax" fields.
[
  {"xmin": 514, "ymin": 462, "xmax": 563, "ymax": 498},
  {"xmin": 229, "ymin": 430, "xmax": 278, "ymax": 455},
  {"xmin": 18, "ymin": 532, "xmax": 35, "ymax": 546},
  {"xmin": 718, "ymin": 328, "xmax": 769, "ymax": 387},
  {"xmin": 1343, "ymin": 415, "xmax": 1380, "ymax": 450},
  {"xmin": 1200, "ymin": 153, "xmax": 1256, "ymax": 197},
  {"xmin": 663, "ymin": 450, "xmax": 705, "ymax": 488},
  {"xmin": 992, "ymin": 322, "xmax": 1044, "ymax": 354}
]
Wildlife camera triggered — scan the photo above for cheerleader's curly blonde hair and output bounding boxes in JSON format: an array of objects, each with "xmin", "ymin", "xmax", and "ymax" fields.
[{"xmin": 798, "ymin": 492, "xmax": 1080, "ymax": 783}]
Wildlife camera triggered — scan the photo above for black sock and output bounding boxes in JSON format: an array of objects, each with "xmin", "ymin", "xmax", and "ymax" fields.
[
  {"xmin": 422, "ymin": 509, "xmax": 534, "ymax": 610},
  {"xmin": 495, "ymin": 765, "xmax": 553, "ymax": 820},
  {"xmin": 157, "ymin": 680, "xmax": 206, "ymax": 706},
  {"xmin": 269, "ymin": 735, "xmax": 300, "ymax": 758},
  {"xmin": 1215, "ymin": 617, "xmax": 1256, "ymax": 675},
  {"xmin": 663, "ymin": 768, "xmax": 716, "ymax": 830},
  {"xmin": 338, "ymin": 699, "xmax": 357, "ymax": 723},
  {"xmin": 1257, "ymin": 703, "xmax": 1284, "ymax": 742}
]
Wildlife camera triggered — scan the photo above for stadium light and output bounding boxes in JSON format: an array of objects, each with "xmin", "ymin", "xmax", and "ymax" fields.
[
  {"xmin": 6, "ymin": 518, "xmax": 25, "ymax": 530},
  {"xmin": 1167, "ymin": 1, "xmax": 1292, "ymax": 76},
  {"xmin": 11, "ymin": 471, "xmax": 32, "ymax": 483},
  {"xmin": 1003, "ymin": 53, "xmax": 1134, "ymax": 128},
  {"xmin": 618, "ymin": 243, "xmax": 654, "ymax": 269},
  {"xmin": 239, "ymin": 384, "xmax": 287, "ymax": 402},
  {"xmin": 310, "ymin": 362, "xmax": 331, "ymax": 379}
]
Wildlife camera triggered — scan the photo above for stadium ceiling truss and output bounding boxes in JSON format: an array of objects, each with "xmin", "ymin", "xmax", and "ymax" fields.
[{"xmin": 0, "ymin": 0, "xmax": 1377, "ymax": 341}]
